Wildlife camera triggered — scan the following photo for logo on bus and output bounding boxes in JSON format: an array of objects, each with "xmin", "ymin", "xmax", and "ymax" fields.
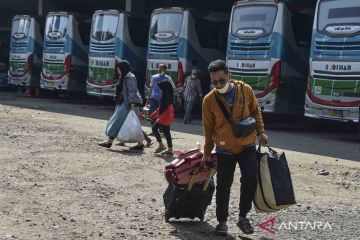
[
  {"xmin": 154, "ymin": 32, "xmax": 174, "ymax": 39},
  {"xmin": 325, "ymin": 64, "xmax": 352, "ymax": 71},
  {"xmin": 326, "ymin": 25, "xmax": 360, "ymax": 35},
  {"xmin": 13, "ymin": 33, "xmax": 25, "ymax": 39},
  {"xmin": 240, "ymin": 62, "xmax": 256, "ymax": 69},
  {"xmin": 237, "ymin": 29, "xmax": 263, "ymax": 37},
  {"xmin": 91, "ymin": 59, "xmax": 110, "ymax": 67}
]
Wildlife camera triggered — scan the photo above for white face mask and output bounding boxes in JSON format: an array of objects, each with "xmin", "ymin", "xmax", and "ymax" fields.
[{"xmin": 215, "ymin": 82, "xmax": 230, "ymax": 94}]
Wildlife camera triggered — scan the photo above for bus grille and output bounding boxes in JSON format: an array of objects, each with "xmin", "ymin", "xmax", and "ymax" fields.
[
  {"xmin": 149, "ymin": 43, "xmax": 178, "ymax": 54},
  {"xmin": 44, "ymin": 40, "xmax": 65, "ymax": 49},
  {"xmin": 90, "ymin": 42, "xmax": 115, "ymax": 53},
  {"xmin": 229, "ymin": 67, "xmax": 268, "ymax": 77},
  {"xmin": 315, "ymin": 41, "xmax": 360, "ymax": 51},
  {"xmin": 11, "ymin": 42, "xmax": 27, "ymax": 48},
  {"xmin": 229, "ymin": 41, "xmax": 271, "ymax": 51}
]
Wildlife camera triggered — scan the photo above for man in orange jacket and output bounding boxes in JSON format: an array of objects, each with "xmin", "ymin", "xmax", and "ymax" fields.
[{"xmin": 202, "ymin": 60, "xmax": 268, "ymax": 236}]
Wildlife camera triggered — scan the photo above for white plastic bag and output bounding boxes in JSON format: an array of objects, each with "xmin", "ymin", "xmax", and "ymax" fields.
[{"xmin": 117, "ymin": 110, "xmax": 144, "ymax": 143}]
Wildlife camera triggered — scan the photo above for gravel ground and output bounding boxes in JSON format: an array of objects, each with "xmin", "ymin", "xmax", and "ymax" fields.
[{"xmin": 0, "ymin": 92, "xmax": 359, "ymax": 240}]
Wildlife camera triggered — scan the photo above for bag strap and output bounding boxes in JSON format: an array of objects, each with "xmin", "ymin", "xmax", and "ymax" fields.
[
  {"xmin": 214, "ymin": 83, "xmax": 247, "ymax": 122},
  {"xmin": 258, "ymin": 145, "xmax": 277, "ymax": 154},
  {"xmin": 214, "ymin": 93, "xmax": 233, "ymax": 123}
]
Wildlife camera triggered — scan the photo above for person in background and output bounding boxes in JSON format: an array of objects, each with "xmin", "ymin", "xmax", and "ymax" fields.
[
  {"xmin": 202, "ymin": 60, "xmax": 268, "ymax": 236},
  {"xmin": 183, "ymin": 68, "xmax": 203, "ymax": 124},
  {"xmin": 98, "ymin": 60, "xmax": 152, "ymax": 150},
  {"xmin": 148, "ymin": 64, "xmax": 181, "ymax": 126},
  {"xmin": 150, "ymin": 80, "xmax": 175, "ymax": 155}
]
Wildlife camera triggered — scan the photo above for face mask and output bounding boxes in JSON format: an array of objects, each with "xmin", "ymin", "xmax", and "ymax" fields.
[
  {"xmin": 215, "ymin": 82, "xmax": 230, "ymax": 94},
  {"xmin": 191, "ymin": 74, "xmax": 196, "ymax": 79}
]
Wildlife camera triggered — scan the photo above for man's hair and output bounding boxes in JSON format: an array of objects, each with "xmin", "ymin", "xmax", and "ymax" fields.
[
  {"xmin": 208, "ymin": 60, "xmax": 229, "ymax": 74},
  {"xmin": 158, "ymin": 64, "xmax": 168, "ymax": 71}
]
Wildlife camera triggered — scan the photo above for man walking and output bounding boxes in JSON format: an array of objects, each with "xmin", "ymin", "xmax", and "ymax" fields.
[
  {"xmin": 183, "ymin": 69, "xmax": 203, "ymax": 124},
  {"xmin": 202, "ymin": 60, "xmax": 268, "ymax": 236},
  {"xmin": 148, "ymin": 64, "xmax": 181, "ymax": 126}
]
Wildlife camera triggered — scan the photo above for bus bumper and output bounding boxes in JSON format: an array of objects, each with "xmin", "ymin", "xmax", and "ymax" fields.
[
  {"xmin": 40, "ymin": 73, "xmax": 69, "ymax": 90},
  {"xmin": 304, "ymin": 95, "xmax": 359, "ymax": 123},
  {"xmin": 8, "ymin": 72, "xmax": 30, "ymax": 86},
  {"xmin": 86, "ymin": 82, "xmax": 116, "ymax": 97}
]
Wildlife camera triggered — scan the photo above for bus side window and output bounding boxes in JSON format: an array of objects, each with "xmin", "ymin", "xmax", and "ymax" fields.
[
  {"xmin": 78, "ymin": 21, "xmax": 91, "ymax": 46},
  {"xmin": 128, "ymin": 17, "xmax": 149, "ymax": 48},
  {"xmin": 195, "ymin": 19, "xmax": 227, "ymax": 50},
  {"xmin": 291, "ymin": 13, "xmax": 314, "ymax": 47}
]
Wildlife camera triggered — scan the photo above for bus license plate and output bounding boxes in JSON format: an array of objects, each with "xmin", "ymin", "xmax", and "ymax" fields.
[
  {"xmin": 328, "ymin": 110, "xmax": 343, "ymax": 117},
  {"xmin": 96, "ymin": 88, "xmax": 102, "ymax": 94},
  {"xmin": 47, "ymin": 82, "xmax": 54, "ymax": 87}
]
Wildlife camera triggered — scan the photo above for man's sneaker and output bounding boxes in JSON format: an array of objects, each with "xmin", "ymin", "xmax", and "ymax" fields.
[
  {"xmin": 237, "ymin": 217, "xmax": 254, "ymax": 235},
  {"xmin": 215, "ymin": 221, "xmax": 228, "ymax": 236}
]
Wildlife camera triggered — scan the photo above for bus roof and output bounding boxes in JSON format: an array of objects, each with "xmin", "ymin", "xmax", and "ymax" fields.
[{"xmin": 234, "ymin": 0, "xmax": 316, "ymax": 8}]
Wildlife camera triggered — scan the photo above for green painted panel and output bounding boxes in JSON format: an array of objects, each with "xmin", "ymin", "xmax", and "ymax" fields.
[
  {"xmin": 89, "ymin": 66, "xmax": 114, "ymax": 83},
  {"xmin": 43, "ymin": 62, "xmax": 64, "ymax": 76}
]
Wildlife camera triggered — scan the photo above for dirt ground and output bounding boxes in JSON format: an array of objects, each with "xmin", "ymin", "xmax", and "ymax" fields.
[{"xmin": 0, "ymin": 91, "xmax": 359, "ymax": 240}]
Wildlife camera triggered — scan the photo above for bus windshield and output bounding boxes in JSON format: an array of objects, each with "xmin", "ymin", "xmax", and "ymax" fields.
[
  {"xmin": 318, "ymin": 0, "xmax": 360, "ymax": 32},
  {"xmin": 46, "ymin": 15, "xmax": 69, "ymax": 39},
  {"xmin": 91, "ymin": 13, "xmax": 119, "ymax": 41},
  {"xmin": 12, "ymin": 18, "xmax": 31, "ymax": 39},
  {"xmin": 150, "ymin": 12, "xmax": 183, "ymax": 41},
  {"xmin": 232, "ymin": 5, "xmax": 277, "ymax": 38}
]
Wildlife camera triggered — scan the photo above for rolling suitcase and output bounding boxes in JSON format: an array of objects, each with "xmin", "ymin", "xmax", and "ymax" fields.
[{"xmin": 163, "ymin": 165, "xmax": 216, "ymax": 222}]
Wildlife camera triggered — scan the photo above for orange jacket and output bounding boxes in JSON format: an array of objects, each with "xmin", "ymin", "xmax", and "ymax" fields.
[{"xmin": 202, "ymin": 81, "xmax": 265, "ymax": 156}]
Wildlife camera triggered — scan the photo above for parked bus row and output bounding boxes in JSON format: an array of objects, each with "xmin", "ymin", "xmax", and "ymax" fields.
[{"xmin": 4, "ymin": 0, "xmax": 360, "ymax": 124}]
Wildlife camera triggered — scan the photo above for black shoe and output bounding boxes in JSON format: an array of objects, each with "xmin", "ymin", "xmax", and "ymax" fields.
[
  {"xmin": 129, "ymin": 144, "xmax": 144, "ymax": 151},
  {"xmin": 98, "ymin": 141, "xmax": 112, "ymax": 148},
  {"xmin": 237, "ymin": 217, "xmax": 254, "ymax": 235},
  {"xmin": 215, "ymin": 221, "xmax": 228, "ymax": 236}
]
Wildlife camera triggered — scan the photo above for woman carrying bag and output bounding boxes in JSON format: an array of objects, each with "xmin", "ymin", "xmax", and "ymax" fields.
[{"xmin": 98, "ymin": 60, "xmax": 152, "ymax": 150}]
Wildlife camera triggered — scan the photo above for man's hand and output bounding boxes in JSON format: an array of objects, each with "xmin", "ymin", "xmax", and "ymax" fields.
[
  {"xmin": 201, "ymin": 155, "xmax": 211, "ymax": 166},
  {"xmin": 257, "ymin": 132, "xmax": 268, "ymax": 146}
]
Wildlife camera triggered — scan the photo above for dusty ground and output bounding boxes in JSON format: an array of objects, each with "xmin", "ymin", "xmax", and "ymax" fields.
[{"xmin": 0, "ymin": 91, "xmax": 359, "ymax": 240}]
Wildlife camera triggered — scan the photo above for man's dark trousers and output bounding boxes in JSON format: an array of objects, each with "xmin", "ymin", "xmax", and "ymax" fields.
[{"xmin": 216, "ymin": 146, "xmax": 257, "ymax": 221}]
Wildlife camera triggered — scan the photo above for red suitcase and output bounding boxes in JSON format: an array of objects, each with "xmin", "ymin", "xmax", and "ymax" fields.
[{"xmin": 165, "ymin": 148, "xmax": 217, "ymax": 187}]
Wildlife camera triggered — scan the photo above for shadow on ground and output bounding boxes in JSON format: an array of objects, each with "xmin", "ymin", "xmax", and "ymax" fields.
[{"xmin": 1, "ymin": 91, "xmax": 359, "ymax": 162}]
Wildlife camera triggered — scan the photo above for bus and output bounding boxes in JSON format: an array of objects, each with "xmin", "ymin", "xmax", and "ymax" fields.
[
  {"xmin": 8, "ymin": 15, "xmax": 42, "ymax": 89},
  {"xmin": 41, "ymin": 12, "xmax": 90, "ymax": 93},
  {"xmin": 87, "ymin": 10, "xmax": 148, "ymax": 97},
  {"xmin": 305, "ymin": 0, "xmax": 360, "ymax": 123},
  {"xmin": 0, "ymin": 29, "xmax": 9, "ymax": 87},
  {"xmin": 227, "ymin": 0, "xmax": 314, "ymax": 115},
  {"xmin": 146, "ymin": 7, "xmax": 228, "ymax": 96}
]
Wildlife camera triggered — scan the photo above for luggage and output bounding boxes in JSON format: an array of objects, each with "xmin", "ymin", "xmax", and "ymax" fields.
[
  {"xmin": 254, "ymin": 146, "xmax": 296, "ymax": 213},
  {"xmin": 117, "ymin": 110, "xmax": 144, "ymax": 143},
  {"xmin": 164, "ymin": 148, "xmax": 217, "ymax": 186},
  {"xmin": 163, "ymin": 180, "xmax": 215, "ymax": 222}
]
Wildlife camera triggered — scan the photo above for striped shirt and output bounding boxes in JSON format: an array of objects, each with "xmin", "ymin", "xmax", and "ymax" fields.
[{"xmin": 183, "ymin": 76, "xmax": 202, "ymax": 102}]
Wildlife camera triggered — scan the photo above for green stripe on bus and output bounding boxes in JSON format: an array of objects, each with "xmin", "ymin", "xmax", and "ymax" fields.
[
  {"xmin": 89, "ymin": 66, "xmax": 114, "ymax": 82},
  {"xmin": 312, "ymin": 78, "xmax": 360, "ymax": 97},
  {"xmin": 232, "ymin": 75, "xmax": 270, "ymax": 91}
]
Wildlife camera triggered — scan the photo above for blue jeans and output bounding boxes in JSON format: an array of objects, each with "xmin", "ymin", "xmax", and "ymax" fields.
[{"xmin": 149, "ymin": 98, "xmax": 160, "ymax": 126}]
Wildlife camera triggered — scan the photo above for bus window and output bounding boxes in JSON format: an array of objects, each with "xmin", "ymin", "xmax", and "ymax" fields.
[
  {"xmin": 128, "ymin": 17, "xmax": 148, "ymax": 47},
  {"xmin": 46, "ymin": 15, "xmax": 69, "ymax": 39},
  {"xmin": 318, "ymin": 0, "xmax": 360, "ymax": 34},
  {"xmin": 150, "ymin": 12, "xmax": 183, "ymax": 41},
  {"xmin": 12, "ymin": 18, "xmax": 31, "ymax": 39},
  {"xmin": 91, "ymin": 14, "xmax": 119, "ymax": 41},
  {"xmin": 231, "ymin": 5, "xmax": 277, "ymax": 39}
]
